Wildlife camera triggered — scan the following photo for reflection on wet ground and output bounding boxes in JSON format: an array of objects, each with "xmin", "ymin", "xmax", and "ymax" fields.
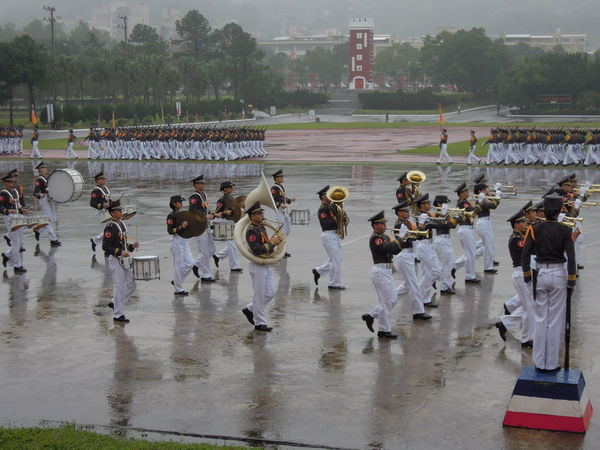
[{"xmin": 0, "ymin": 160, "xmax": 599, "ymax": 448}]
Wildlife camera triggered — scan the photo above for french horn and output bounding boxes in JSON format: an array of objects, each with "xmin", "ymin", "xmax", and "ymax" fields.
[{"xmin": 233, "ymin": 173, "xmax": 287, "ymax": 265}]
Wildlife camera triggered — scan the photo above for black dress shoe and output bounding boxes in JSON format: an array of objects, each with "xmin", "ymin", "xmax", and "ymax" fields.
[
  {"xmin": 328, "ymin": 285, "xmax": 346, "ymax": 290},
  {"xmin": 495, "ymin": 321, "xmax": 507, "ymax": 341},
  {"xmin": 451, "ymin": 268, "xmax": 456, "ymax": 279},
  {"xmin": 484, "ymin": 269, "xmax": 498, "ymax": 274},
  {"xmin": 284, "ymin": 252, "xmax": 291, "ymax": 258},
  {"xmin": 35, "ymin": 245, "xmax": 41, "ymax": 256},
  {"xmin": 432, "ymin": 281, "xmax": 437, "ymax": 289},
  {"xmin": 231, "ymin": 268, "xmax": 243, "ymax": 272},
  {"xmin": 2, "ymin": 253, "xmax": 8, "ymax": 268},
  {"xmin": 254, "ymin": 324, "xmax": 272, "ymax": 332},
  {"xmin": 465, "ymin": 278, "xmax": 481, "ymax": 284},
  {"xmin": 424, "ymin": 301, "xmax": 439, "ymax": 308},
  {"xmin": 34, "ymin": 231, "xmax": 40, "ymax": 242},
  {"xmin": 521, "ymin": 340, "xmax": 533, "ymax": 348},
  {"xmin": 50, "ymin": 240, "xmax": 62, "ymax": 247},
  {"xmin": 577, "ymin": 265, "xmax": 584, "ymax": 270},
  {"xmin": 19, "ymin": 248, "xmax": 25, "ymax": 253},
  {"xmin": 312, "ymin": 268, "xmax": 320, "ymax": 285},
  {"xmin": 362, "ymin": 314, "xmax": 374, "ymax": 333},
  {"xmin": 377, "ymin": 331, "xmax": 398, "ymax": 339},
  {"xmin": 4, "ymin": 235, "xmax": 10, "ymax": 246},
  {"xmin": 503, "ymin": 303, "xmax": 510, "ymax": 316},
  {"xmin": 412, "ymin": 313, "xmax": 432, "ymax": 320},
  {"xmin": 174, "ymin": 290, "xmax": 189, "ymax": 296},
  {"xmin": 242, "ymin": 307, "xmax": 255, "ymax": 325},
  {"xmin": 213, "ymin": 255, "xmax": 220, "ymax": 267},
  {"xmin": 201, "ymin": 277, "xmax": 216, "ymax": 283},
  {"xmin": 113, "ymin": 315, "xmax": 130, "ymax": 323},
  {"xmin": 535, "ymin": 366, "xmax": 560, "ymax": 374},
  {"xmin": 192, "ymin": 266, "xmax": 200, "ymax": 278},
  {"xmin": 90, "ymin": 238, "xmax": 96, "ymax": 252},
  {"xmin": 440, "ymin": 289, "xmax": 455, "ymax": 295},
  {"xmin": 493, "ymin": 261, "xmax": 500, "ymax": 266},
  {"xmin": 108, "ymin": 302, "xmax": 114, "ymax": 309}
]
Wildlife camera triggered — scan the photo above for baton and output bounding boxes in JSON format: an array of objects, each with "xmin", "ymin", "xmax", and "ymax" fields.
[{"xmin": 564, "ymin": 286, "xmax": 573, "ymax": 371}]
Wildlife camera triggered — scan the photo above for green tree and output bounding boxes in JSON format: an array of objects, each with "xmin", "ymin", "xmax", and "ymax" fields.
[
  {"xmin": 204, "ymin": 58, "xmax": 227, "ymax": 99},
  {"xmin": 175, "ymin": 10, "xmax": 212, "ymax": 62},
  {"xmin": 130, "ymin": 24, "xmax": 167, "ymax": 56},
  {"xmin": 303, "ymin": 47, "xmax": 340, "ymax": 91},
  {"xmin": 12, "ymin": 35, "xmax": 50, "ymax": 109},
  {"xmin": 0, "ymin": 42, "xmax": 22, "ymax": 124},
  {"xmin": 375, "ymin": 42, "xmax": 421, "ymax": 84}
]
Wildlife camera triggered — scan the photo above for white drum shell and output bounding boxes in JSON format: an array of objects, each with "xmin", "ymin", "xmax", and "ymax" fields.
[
  {"xmin": 27, "ymin": 215, "xmax": 50, "ymax": 228},
  {"xmin": 132, "ymin": 255, "xmax": 160, "ymax": 281},
  {"xmin": 9, "ymin": 214, "xmax": 29, "ymax": 231},
  {"xmin": 48, "ymin": 168, "xmax": 84, "ymax": 203},
  {"xmin": 212, "ymin": 219, "xmax": 235, "ymax": 241},
  {"xmin": 291, "ymin": 209, "xmax": 311, "ymax": 225}
]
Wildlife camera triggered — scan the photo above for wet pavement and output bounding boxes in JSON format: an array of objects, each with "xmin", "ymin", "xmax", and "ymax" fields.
[{"xmin": 0, "ymin": 160, "xmax": 599, "ymax": 449}]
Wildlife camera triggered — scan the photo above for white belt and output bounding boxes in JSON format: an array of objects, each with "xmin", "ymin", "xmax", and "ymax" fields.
[
  {"xmin": 538, "ymin": 263, "xmax": 564, "ymax": 268},
  {"xmin": 458, "ymin": 224, "xmax": 473, "ymax": 228},
  {"xmin": 374, "ymin": 263, "xmax": 393, "ymax": 269},
  {"xmin": 477, "ymin": 216, "xmax": 490, "ymax": 221},
  {"xmin": 322, "ymin": 230, "xmax": 337, "ymax": 235},
  {"xmin": 401, "ymin": 248, "xmax": 414, "ymax": 253},
  {"xmin": 512, "ymin": 266, "xmax": 523, "ymax": 274},
  {"xmin": 435, "ymin": 235, "xmax": 450, "ymax": 239}
]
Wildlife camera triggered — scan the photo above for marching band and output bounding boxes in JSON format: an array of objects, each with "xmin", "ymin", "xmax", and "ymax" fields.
[{"xmin": 0, "ymin": 160, "xmax": 592, "ymax": 369}]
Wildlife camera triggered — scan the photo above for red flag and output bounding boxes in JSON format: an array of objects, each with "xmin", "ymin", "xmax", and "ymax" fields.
[
  {"xmin": 438, "ymin": 103, "xmax": 445, "ymax": 126},
  {"xmin": 31, "ymin": 104, "xmax": 38, "ymax": 125}
]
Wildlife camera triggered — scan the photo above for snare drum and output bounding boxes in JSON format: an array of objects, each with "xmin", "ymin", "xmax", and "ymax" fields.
[
  {"xmin": 211, "ymin": 219, "xmax": 235, "ymax": 241},
  {"xmin": 8, "ymin": 214, "xmax": 29, "ymax": 231},
  {"xmin": 48, "ymin": 168, "xmax": 84, "ymax": 203},
  {"xmin": 27, "ymin": 215, "xmax": 50, "ymax": 231},
  {"xmin": 132, "ymin": 255, "xmax": 160, "ymax": 281},
  {"xmin": 290, "ymin": 209, "xmax": 311, "ymax": 225}
]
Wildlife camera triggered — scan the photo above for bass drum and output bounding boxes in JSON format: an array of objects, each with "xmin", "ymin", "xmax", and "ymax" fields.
[{"xmin": 48, "ymin": 168, "xmax": 84, "ymax": 203}]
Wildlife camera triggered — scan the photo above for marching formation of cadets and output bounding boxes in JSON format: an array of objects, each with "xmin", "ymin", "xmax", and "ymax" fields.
[
  {"xmin": 0, "ymin": 128, "xmax": 24, "ymax": 156},
  {"xmin": 83, "ymin": 125, "xmax": 267, "ymax": 161},
  {"xmin": 484, "ymin": 127, "xmax": 600, "ymax": 166}
]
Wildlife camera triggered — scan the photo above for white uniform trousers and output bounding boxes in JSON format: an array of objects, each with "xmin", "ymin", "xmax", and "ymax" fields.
[
  {"xmin": 436, "ymin": 143, "xmax": 453, "ymax": 163},
  {"xmin": 416, "ymin": 239, "xmax": 440, "ymax": 303},
  {"xmin": 38, "ymin": 197, "xmax": 58, "ymax": 241},
  {"xmin": 171, "ymin": 235, "xmax": 194, "ymax": 292},
  {"xmin": 30, "ymin": 141, "xmax": 42, "ymax": 159},
  {"xmin": 500, "ymin": 267, "xmax": 535, "ymax": 343},
  {"xmin": 574, "ymin": 225, "xmax": 583, "ymax": 267},
  {"xmin": 275, "ymin": 208, "xmax": 291, "ymax": 235},
  {"xmin": 475, "ymin": 217, "xmax": 495, "ymax": 270},
  {"xmin": 455, "ymin": 225, "xmax": 477, "ymax": 280},
  {"xmin": 434, "ymin": 235, "xmax": 455, "ymax": 290},
  {"xmin": 394, "ymin": 249, "xmax": 425, "ymax": 314},
  {"xmin": 108, "ymin": 255, "xmax": 136, "ymax": 319},
  {"xmin": 193, "ymin": 229, "xmax": 216, "ymax": 278},
  {"xmin": 91, "ymin": 211, "xmax": 105, "ymax": 246},
  {"xmin": 3, "ymin": 216, "xmax": 23, "ymax": 267},
  {"xmin": 466, "ymin": 145, "xmax": 480, "ymax": 164},
  {"xmin": 215, "ymin": 239, "xmax": 242, "ymax": 270},
  {"xmin": 65, "ymin": 142, "xmax": 78, "ymax": 159},
  {"xmin": 314, "ymin": 230, "xmax": 342, "ymax": 287},
  {"xmin": 368, "ymin": 264, "xmax": 398, "ymax": 332},
  {"xmin": 532, "ymin": 263, "xmax": 567, "ymax": 370},
  {"xmin": 246, "ymin": 262, "xmax": 275, "ymax": 326}
]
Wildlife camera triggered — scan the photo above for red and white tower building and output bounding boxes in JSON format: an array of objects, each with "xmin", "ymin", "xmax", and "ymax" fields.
[{"xmin": 348, "ymin": 18, "xmax": 374, "ymax": 90}]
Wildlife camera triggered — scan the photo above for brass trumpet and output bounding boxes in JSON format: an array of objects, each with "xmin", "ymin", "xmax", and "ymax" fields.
[
  {"xmin": 434, "ymin": 207, "xmax": 477, "ymax": 220},
  {"xmin": 573, "ymin": 188, "xmax": 600, "ymax": 194},
  {"xmin": 470, "ymin": 195, "xmax": 501, "ymax": 201},
  {"xmin": 566, "ymin": 200, "xmax": 597, "ymax": 208},
  {"xmin": 391, "ymin": 228, "xmax": 430, "ymax": 239}
]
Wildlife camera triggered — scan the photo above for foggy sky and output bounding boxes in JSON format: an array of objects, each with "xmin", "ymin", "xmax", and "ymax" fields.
[{"xmin": 3, "ymin": 0, "xmax": 600, "ymax": 46}]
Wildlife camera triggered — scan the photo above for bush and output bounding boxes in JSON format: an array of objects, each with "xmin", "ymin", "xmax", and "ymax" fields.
[
  {"xmin": 359, "ymin": 90, "xmax": 475, "ymax": 110},
  {"xmin": 62, "ymin": 105, "xmax": 82, "ymax": 125}
]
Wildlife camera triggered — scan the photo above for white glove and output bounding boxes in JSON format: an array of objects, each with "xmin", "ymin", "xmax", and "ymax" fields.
[
  {"xmin": 478, "ymin": 192, "xmax": 486, "ymax": 202},
  {"xmin": 574, "ymin": 198, "xmax": 582, "ymax": 209},
  {"xmin": 495, "ymin": 190, "xmax": 503, "ymax": 197},
  {"xmin": 440, "ymin": 203, "xmax": 449, "ymax": 215},
  {"xmin": 399, "ymin": 224, "xmax": 409, "ymax": 238},
  {"xmin": 584, "ymin": 181, "xmax": 592, "ymax": 190},
  {"xmin": 557, "ymin": 213, "xmax": 566, "ymax": 223},
  {"xmin": 418, "ymin": 213, "xmax": 429, "ymax": 225},
  {"xmin": 494, "ymin": 182, "xmax": 502, "ymax": 191}
]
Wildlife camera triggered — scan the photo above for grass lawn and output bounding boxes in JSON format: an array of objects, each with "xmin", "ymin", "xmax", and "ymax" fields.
[
  {"xmin": 22, "ymin": 138, "xmax": 87, "ymax": 151},
  {"xmin": 0, "ymin": 426, "xmax": 249, "ymax": 449},
  {"xmin": 401, "ymin": 140, "xmax": 477, "ymax": 156}
]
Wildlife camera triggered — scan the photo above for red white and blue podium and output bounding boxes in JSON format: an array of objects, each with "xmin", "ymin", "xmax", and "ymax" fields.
[{"xmin": 503, "ymin": 367, "xmax": 593, "ymax": 433}]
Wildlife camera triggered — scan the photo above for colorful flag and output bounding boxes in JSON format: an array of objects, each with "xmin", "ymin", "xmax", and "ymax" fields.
[
  {"xmin": 438, "ymin": 103, "xmax": 444, "ymax": 126},
  {"xmin": 111, "ymin": 109, "xmax": 116, "ymax": 128},
  {"xmin": 31, "ymin": 104, "xmax": 38, "ymax": 125}
]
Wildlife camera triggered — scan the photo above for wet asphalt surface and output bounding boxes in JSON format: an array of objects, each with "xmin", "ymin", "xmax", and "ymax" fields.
[{"xmin": 1, "ymin": 159, "xmax": 599, "ymax": 449}]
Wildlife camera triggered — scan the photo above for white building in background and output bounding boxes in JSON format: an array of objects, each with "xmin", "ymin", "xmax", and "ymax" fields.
[
  {"xmin": 502, "ymin": 29, "xmax": 587, "ymax": 53},
  {"xmin": 91, "ymin": 2, "xmax": 151, "ymax": 38},
  {"xmin": 161, "ymin": 8, "xmax": 182, "ymax": 41}
]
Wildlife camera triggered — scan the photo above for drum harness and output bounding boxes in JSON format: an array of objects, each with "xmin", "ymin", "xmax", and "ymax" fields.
[{"xmin": 107, "ymin": 218, "xmax": 131, "ymax": 270}]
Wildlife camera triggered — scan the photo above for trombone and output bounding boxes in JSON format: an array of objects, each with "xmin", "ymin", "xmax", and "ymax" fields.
[{"xmin": 470, "ymin": 195, "xmax": 501, "ymax": 202}]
